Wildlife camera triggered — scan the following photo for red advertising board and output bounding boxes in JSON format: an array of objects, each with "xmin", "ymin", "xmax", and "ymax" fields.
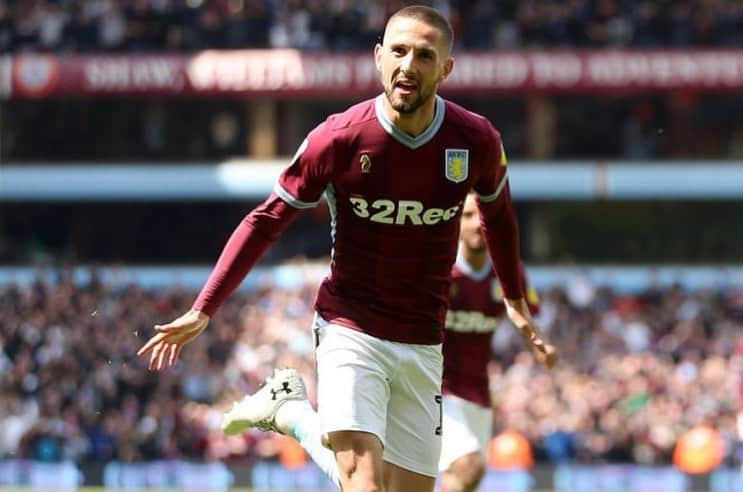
[{"xmin": 4, "ymin": 50, "xmax": 743, "ymax": 99}]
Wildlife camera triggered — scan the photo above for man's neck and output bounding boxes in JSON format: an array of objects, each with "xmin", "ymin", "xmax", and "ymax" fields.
[
  {"xmin": 383, "ymin": 97, "xmax": 436, "ymax": 137},
  {"xmin": 462, "ymin": 247, "xmax": 488, "ymax": 271}
]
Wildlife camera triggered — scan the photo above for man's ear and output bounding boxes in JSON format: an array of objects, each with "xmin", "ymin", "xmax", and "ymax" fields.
[
  {"xmin": 440, "ymin": 57, "xmax": 454, "ymax": 82},
  {"xmin": 374, "ymin": 43, "xmax": 383, "ymax": 72}
]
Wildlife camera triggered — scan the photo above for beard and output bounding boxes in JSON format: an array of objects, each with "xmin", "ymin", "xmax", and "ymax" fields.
[
  {"xmin": 464, "ymin": 234, "xmax": 487, "ymax": 253},
  {"xmin": 384, "ymin": 83, "xmax": 434, "ymax": 114},
  {"xmin": 467, "ymin": 241, "xmax": 487, "ymax": 254}
]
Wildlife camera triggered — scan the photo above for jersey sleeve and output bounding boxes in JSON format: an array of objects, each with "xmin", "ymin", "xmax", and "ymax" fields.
[
  {"xmin": 474, "ymin": 125, "xmax": 524, "ymax": 300},
  {"xmin": 274, "ymin": 123, "xmax": 337, "ymax": 209},
  {"xmin": 472, "ymin": 124, "xmax": 508, "ymax": 204}
]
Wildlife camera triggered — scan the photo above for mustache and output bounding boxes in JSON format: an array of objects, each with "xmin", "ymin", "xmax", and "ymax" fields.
[{"xmin": 394, "ymin": 73, "xmax": 418, "ymax": 83}]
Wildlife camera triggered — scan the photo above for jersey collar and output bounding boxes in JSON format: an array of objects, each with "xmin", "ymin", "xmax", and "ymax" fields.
[
  {"xmin": 455, "ymin": 249, "xmax": 492, "ymax": 281},
  {"xmin": 374, "ymin": 94, "xmax": 445, "ymax": 149}
]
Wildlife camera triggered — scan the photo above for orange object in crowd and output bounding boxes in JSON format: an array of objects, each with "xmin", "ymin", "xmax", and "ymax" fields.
[
  {"xmin": 487, "ymin": 430, "xmax": 534, "ymax": 470},
  {"xmin": 672, "ymin": 424, "xmax": 725, "ymax": 474},
  {"xmin": 277, "ymin": 435, "xmax": 308, "ymax": 470}
]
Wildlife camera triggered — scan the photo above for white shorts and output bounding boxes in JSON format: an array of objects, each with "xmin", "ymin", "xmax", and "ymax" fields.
[
  {"xmin": 313, "ymin": 314, "xmax": 443, "ymax": 477},
  {"xmin": 438, "ymin": 394, "xmax": 492, "ymax": 472}
]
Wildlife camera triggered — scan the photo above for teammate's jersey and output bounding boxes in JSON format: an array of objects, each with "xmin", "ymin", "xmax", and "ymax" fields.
[
  {"xmin": 442, "ymin": 254, "xmax": 505, "ymax": 406},
  {"xmin": 276, "ymin": 95, "xmax": 509, "ymax": 345},
  {"xmin": 442, "ymin": 254, "xmax": 539, "ymax": 406}
]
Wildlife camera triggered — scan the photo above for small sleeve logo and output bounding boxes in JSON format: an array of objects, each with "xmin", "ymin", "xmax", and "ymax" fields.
[{"xmin": 360, "ymin": 153, "xmax": 372, "ymax": 173}]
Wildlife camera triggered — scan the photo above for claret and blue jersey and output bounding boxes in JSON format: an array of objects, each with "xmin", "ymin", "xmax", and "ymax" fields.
[{"xmin": 275, "ymin": 94, "xmax": 510, "ymax": 345}]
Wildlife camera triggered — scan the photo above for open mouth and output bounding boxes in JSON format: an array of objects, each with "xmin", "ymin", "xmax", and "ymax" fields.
[{"xmin": 394, "ymin": 79, "xmax": 418, "ymax": 94}]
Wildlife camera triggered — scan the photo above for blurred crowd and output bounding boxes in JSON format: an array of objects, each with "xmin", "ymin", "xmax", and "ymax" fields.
[
  {"xmin": 2, "ymin": 0, "xmax": 743, "ymax": 54},
  {"xmin": 1, "ymin": 265, "xmax": 742, "ymax": 468}
]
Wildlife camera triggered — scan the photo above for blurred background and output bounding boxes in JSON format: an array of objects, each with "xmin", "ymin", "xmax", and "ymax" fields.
[{"xmin": 1, "ymin": 0, "xmax": 743, "ymax": 491}]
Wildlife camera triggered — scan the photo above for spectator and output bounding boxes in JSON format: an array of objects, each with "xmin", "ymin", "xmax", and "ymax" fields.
[{"xmin": 1, "ymin": 265, "xmax": 741, "ymax": 467}]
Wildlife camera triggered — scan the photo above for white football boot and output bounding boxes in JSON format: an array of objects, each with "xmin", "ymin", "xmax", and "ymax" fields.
[{"xmin": 222, "ymin": 368, "xmax": 308, "ymax": 435}]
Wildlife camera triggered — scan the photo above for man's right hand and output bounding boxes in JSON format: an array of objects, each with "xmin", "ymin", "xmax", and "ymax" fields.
[{"xmin": 137, "ymin": 309, "xmax": 210, "ymax": 371}]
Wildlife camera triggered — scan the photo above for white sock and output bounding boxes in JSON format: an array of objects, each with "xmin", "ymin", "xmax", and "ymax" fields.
[{"xmin": 276, "ymin": 400, "xmax": 341, "ymax": 489}]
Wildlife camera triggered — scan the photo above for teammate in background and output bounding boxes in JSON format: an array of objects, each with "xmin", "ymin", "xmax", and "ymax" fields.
[
  {"xmin": 138, "ymin": 6, "xmax": 555, "ymax": 492},
  {"xmin": 440, "ymin": 193, "xmax": 555, "ymax": 492}
]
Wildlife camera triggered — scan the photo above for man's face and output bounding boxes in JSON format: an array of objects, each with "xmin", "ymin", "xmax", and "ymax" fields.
[
  {"xmin": 460, "ymin": 194, "xmax": 486, "ymax": 252},
  {"xmin": 374, "ymin": 16, "xmax": 453, "ymax": 114}
]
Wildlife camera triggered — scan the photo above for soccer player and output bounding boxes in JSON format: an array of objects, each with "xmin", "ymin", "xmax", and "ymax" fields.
[
  {"xmin": 138, "ymin": 6, "xmax": 554, "ymax": 492},
  {"xmin": 440, "ymin": 193, "xmax": 556, "ymax": 492}
]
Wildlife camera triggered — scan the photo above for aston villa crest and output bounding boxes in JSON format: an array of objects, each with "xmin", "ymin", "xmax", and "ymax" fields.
[{"xmin": 445, "ymin": 149, "xmax": 469, "ymax": 183}]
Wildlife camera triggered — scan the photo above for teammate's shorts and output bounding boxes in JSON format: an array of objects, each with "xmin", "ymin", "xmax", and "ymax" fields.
[
  {"xmin": 438, "ymin": 394, "xmax": 492, "ymax": 472},
  {"xmin": 313, "ymin": 314, "xmax": 443, "ymax": 477}
]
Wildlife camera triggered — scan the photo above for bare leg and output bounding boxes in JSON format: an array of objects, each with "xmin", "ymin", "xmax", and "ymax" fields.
[
  {"xmin": 330, "ymin": 430, "xmax": 385, "ymax": 492},
  {"xmin": 439, "ymin": 451, "xmax": 485, "ymax": 492},
  {"xmin": 383, "ymin": 461, "xmax": 436, "ymax": 492}
]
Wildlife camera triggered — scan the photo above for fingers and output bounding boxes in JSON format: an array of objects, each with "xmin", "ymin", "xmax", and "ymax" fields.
[
  {"xmin": 534, "ymin": 342, "xmax": 558, "ymax": 369},
  {"xmin": 169, "ymin": 343, "xmax": 181, "ymax": 367},
  {"xmin": 149, "ymin": 340, "xmax": 165, "ymax": 371},
  {"xmin": 521, "ymin": 329, "xmax": 558, "ymax": 369},
  {"xmin": 137, "ymin": 332, "xmax": 165, "ymax": 356},
  {"xmin": 143, "ymin": 341, "xmax": 181, "ymax": 371},
  {"xmin": 140, "ymin": 336, "xmax": 185, "ymax": 371},
  {"xmin": 157, "ymin": 343, "xmax": 168, "ymax": 370},
  {"xmin": 138, "ymin": 312, "xmax": 207, "ymax": 370},
  {"xmin": 544, "ymin": 343, "xmax": 558, "ymax": 368},
  {"xmin": 141, "ymin": 334, "xmax": 169, "ymax": 371}
]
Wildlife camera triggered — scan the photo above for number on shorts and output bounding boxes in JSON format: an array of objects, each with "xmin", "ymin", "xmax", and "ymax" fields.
[{"xmin": 435, "ymin": 395, "xmax": 442, "ymax": 436}]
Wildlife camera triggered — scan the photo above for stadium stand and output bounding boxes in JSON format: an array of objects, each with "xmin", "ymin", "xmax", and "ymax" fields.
[
  {"xmin": 1, "ymin": 269, "xmax": 742, "ymax": 468},
  {"xmin": 1, "ymin": 1, "xmax": 743, "ymax": 490}
]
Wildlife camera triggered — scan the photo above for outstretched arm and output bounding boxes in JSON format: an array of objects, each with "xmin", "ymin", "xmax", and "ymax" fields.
[{"xmin": 137, "ymin": 193, "xmax": 301, "ymax": 370}]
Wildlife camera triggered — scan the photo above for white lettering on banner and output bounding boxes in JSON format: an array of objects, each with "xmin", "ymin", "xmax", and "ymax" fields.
[
  {"xmin": 495, "ymin": 55, "xmax": 531, "ymax": 86},
  {"xmin": 532, "ymin": 54, "xmax": 582, "ymax": 88},
  {"xmin": 698, "ymin": 54, "xmax": 743, "ymax": 85},
  {"xmin": 188, "ymin": 52, "xmax": 356, "ymax": 91},
  {"xmin": 188, "ymin": 52, "xmax": 306, "ymax": 91},
  {"xmin": 355, "ymin": 58, "xmax": 378, "ymax": 89},
  {"xmin": 84, "ymin": 58, "xmax": 183, "ymax": 91},
  {"xmin": 36, "ymin": 51, "xmax": 743, "ymax": 96},
  {"xmin": 304, "ymin": 58, "xmax": 352, "ymax": 87},
  {"xmin": 587, "ymin": 53, "xmax": 743, "ymax": 87},
  {"xmin": 447, "ymin": 55, "xmax": 529, "ymax": 88}
]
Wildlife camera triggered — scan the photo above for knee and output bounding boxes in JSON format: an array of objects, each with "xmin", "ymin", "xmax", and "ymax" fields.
[
  {"xmin": 330, "ymin": 431, "xmax": 385, "ymax": 492},
  {"xmin": 336, "ymin": 463, "xmax": 383, "ymax": 492}
]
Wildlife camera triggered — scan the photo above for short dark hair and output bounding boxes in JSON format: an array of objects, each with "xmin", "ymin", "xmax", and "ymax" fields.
[{"xmin": 386, "ymin": 5, "xmax": 453, "ymax": 54}]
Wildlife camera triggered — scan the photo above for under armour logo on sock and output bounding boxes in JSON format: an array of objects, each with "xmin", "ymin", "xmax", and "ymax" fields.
[{"xmin": 270, "ymin": 382, "xmax": 292, "ymax": 400}]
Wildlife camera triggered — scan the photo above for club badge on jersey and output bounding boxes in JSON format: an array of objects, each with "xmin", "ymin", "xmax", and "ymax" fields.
[{"xmin": 445, "ymin": 149, "xmax": 469, "ymax": 183}]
